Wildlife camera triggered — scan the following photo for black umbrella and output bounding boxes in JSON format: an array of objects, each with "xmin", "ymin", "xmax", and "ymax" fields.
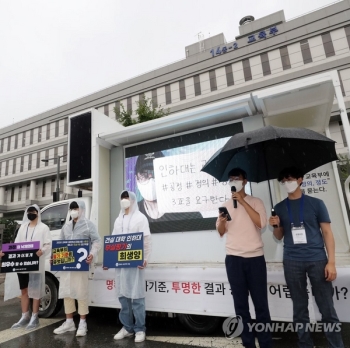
[{"xmin": 201, "ymin": 125, "xmax": 337, "ymax": 204}]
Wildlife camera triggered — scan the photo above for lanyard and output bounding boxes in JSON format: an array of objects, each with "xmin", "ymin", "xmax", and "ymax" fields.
[
  {"xmin": 286, "ymin": 194, "xmax": 304, "ymax": 226},
  {"xmin": 26, "ymin": 224, "xmax": 36, "ymax": 241}
]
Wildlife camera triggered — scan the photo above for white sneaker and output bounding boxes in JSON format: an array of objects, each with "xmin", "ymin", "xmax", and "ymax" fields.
[
  {"xmin": 114, "ymin": 327, "xmax": 134, "ymax": 340},
  {"xmin": 76, "ymin": 322, "xmax": 87, "ymax": 337},
  {"xmin": 53, "ymin": 321, "xmax": 76, "ymax": 335},
  {"xmin": 135, "ymin": 331, "xmax": 146, "ymax": 343}
]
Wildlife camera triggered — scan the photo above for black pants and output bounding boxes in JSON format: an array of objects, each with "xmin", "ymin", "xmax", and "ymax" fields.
[{"xmin": 225, "ymin": 255, "xmax": 273, "ymax": 348}]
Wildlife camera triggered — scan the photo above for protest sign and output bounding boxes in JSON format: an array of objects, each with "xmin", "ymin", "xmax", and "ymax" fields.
[
  {"xmin": 104, "ymin": 232, "xmax": 144, "ymax": 268},
  {"xmin": 51, "ymin": 239, "xmax": 89, "ymax": 271}
]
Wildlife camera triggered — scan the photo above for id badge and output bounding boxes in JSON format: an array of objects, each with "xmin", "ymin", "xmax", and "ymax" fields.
[{"xmin": 291, "ymin": 224, "xmax": 307, "ymax": 244}]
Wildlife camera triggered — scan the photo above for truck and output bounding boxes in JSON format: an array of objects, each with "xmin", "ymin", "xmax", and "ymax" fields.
[{"xmin": 5, "ymin": 70, "xmax": 350, "ymax": 334}]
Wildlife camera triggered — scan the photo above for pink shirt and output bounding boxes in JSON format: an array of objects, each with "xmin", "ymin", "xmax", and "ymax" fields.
[{"xmin": 216, "ymin": 195, "xmax": 267, "ymax": 258}]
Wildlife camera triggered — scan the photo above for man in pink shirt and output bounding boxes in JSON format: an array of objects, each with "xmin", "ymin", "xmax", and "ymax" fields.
[{"xmin": 217, "ymin": 168, "xmax": 272, "ymax": 348}]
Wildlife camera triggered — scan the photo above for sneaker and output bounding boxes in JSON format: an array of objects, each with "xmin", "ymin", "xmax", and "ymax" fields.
[
  {"xmin": 53, "ymin": 321, "xmax": 76, "ymax": 335},
  {"xmin": 11, "ymin": 315, "xmax": 30, "ymax": 329},
  {"xmin": 135, "ymin": 331, "xmax": 146, "ymax": 343},
  {"xmin": 26, "ymin": 316, "xmax": 39, "ymax": 330},
  {"xmin": 76, "ymin": 322, "xmax": 87, "ymax": 337},
  {"xmin": 114, "ymin": 327, "xmax": 134, "ymax": 340}
]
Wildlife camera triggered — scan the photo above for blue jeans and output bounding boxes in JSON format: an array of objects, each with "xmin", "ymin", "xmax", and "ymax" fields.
[
  {"xmin": 118, "ymin": 296, "xmax": 146, "ymax": 333},
  {"xmin": 225, "ymin": 255, "xmax": 273, "ymax": 348},
  {"xmin": 283, "ymin": 259, "xmax": 344, "ymax": 348}
]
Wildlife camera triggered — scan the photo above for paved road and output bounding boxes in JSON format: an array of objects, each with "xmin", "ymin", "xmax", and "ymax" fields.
[{"xmin": 0, "ymin": 274, "xmax": 349, "ymax": 347}]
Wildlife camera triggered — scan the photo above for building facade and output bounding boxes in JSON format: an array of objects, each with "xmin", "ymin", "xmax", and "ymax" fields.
[{"xmin": 1, "ymin": 0, "xmax": 350, "ymax": 219}]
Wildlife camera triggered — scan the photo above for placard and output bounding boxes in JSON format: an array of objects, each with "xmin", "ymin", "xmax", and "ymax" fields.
[
  {"xmin": 104, "ymin": 232, "xmax": 144, "ymax": 268},
  {"xmin": 0, "ymin": 241, "xmax": 40, "ymax": 273},
  {"xmin": 51, "ymin": 239, "xmax": 89, "ymax": 271}
]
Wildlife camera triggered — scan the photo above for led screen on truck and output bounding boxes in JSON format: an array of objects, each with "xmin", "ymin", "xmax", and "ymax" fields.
[{"xmin": 124, "ymin": 122, "xmax": 248, "ymax": 233}]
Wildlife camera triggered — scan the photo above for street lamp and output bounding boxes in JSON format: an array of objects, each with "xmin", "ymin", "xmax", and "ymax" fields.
[{"xmin": 41, "ymin": 154, "xmax": 67, "ymax": 202}]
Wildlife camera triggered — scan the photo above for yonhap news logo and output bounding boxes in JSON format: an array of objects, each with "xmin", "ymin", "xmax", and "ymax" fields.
[{"xmin": 222, "ymin": 316, "xmax": 244, "ymax": 339}]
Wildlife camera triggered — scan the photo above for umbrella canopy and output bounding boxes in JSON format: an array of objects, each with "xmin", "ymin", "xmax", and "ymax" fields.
[{"xmin": 201, "ymin": 125, "xmax": 337, "ymax": 183}]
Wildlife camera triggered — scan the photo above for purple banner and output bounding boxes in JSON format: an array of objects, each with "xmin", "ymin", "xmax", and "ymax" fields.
[{"xmin": 2, "ymin": 241, "xmax": 40, "ymax": 252}]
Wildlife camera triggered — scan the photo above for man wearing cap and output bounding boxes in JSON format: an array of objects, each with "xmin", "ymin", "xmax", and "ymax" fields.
[{"xmin": 53, "ymin": 200, "xmax": 101, "ymax": 337}]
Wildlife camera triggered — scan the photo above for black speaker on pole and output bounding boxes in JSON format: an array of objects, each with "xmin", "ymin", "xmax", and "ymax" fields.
[
  {"xmin": 69, "ymin": 113, "xmax": 92, "ymax": 183},
  {"xmin": 52, "ymin": 192, "xmax": 58, "ymax": 202}
]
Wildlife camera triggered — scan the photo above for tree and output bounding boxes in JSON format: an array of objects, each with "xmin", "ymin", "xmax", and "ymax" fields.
[
  {"xmin": 114, "ymin": 96, "xmax": 169, "ymax": 127},
  {"xmin": 0, "ymin": 217, "xmax": 17, "ymax": 244}
]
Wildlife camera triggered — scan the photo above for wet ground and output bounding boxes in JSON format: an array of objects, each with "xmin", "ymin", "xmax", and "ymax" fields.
[{"xmin": 0, "ymin": 274, "xmax": 349, "ymax": 347}]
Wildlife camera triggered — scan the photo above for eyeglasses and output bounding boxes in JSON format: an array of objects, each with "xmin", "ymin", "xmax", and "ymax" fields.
[{"xmin": 137, "ymin": 170, "xmax": 154, "ymax": 183}]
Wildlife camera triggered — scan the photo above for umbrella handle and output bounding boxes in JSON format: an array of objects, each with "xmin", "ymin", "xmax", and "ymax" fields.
[{"xmin": 271, "ymin": 209, "xmax": 278, "ymax": 228}]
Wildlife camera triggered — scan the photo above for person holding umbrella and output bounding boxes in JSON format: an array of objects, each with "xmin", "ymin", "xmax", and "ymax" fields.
[
  {"xmin": 217, "ymin": 167, "xmax": 272, "ymax": 348},
  {"xmin": 269, "ymin": 166, "xmax": 344, "ymax": 348}
]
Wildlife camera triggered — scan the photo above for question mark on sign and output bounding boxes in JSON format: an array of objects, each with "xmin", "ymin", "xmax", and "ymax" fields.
[
  {"xmin": 76, "ymin": 248, "xmax": 88, "ymax": 269},
  {"xmin": 341, "ymin": 287, "xmax": 348, "ymax": 299}
]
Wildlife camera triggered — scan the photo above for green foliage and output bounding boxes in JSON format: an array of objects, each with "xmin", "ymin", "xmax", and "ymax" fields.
[
  {"xmin": 337, "ymin": 154, "xmax": 350, "ymax": 183},
  {"xmin": 114, "ymin": 96, "xmax": 169, "ymax": 127},
  {"xmin": 0, "ymin": 218, "xmax": 17, "ymax": 244}
]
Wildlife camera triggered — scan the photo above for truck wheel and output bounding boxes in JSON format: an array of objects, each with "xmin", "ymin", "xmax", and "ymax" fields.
[
  {"xmin": 177, "ymin": 314, "xmax": 221, "ymax": 334},
  {"xmin": 39, "ymin": 274, "xmax": 63, "ymax": 318}
]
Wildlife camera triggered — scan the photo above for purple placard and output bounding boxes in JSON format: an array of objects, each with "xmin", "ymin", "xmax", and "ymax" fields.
[{"xmin": 2, "ymin": 241, "xmax": 40, "ymax": 252}]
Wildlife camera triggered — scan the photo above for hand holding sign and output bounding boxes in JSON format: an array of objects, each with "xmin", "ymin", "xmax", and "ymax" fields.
[{"xmin": 86, "ymin": 254, "xmax": 94, "ymax": 264}]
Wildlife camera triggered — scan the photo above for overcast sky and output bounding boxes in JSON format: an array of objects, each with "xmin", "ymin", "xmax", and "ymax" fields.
[{"xmin": 0, "ymin": 0, "xmax": 340, "ymax": 127}]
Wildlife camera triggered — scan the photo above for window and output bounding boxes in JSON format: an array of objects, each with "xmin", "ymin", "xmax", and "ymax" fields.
[
  {"xmin": 38, "ymin": 126, "xmax": 42, "ymax": 143},
  {"xmin": 10, "ymin": 187, "xmax": 14, "ymax": 202},
  {"xmin": 194, "ymin": 75, "xmax": 201, "ymax": 96},
  {"xmin": 22, "ymin": 132, "xmax": 26, "ymax": 147},
  {"xmin": 280, "ymin": 46, "xmax": 291, "ymax": 70},
  {"xmin": 179, "ymin": 80, "xmax": 186, "ymax": 100},
  {"xmin": 46, "ymin": 124, "xmax": 51, "ymax": 140},
  {"xmin": 104, "ymin": 105, "xmax": 109, "ymax": 117},
  {"xmin": 165, "ymin": 84, "xmax": 172, "ymax": 104},
  {"xmin": 225, "ymin": 64, "xmax": 234, "ymax": 86},
  {"xmin": 26, "ymin": 182, "xmax": 30, "ymax": 200},
  {"xmin": 63, "ymin": 145, "xmax": 67, "ymax": 162},
  {"xmin": 54, "ymin": 147, "xmax": 58, "ymax": 165},
  {"xmin": 114, "ymin": 101, "xmax": 120, "ymax": 119},
  {"xmin": 322, "ymin": 32, "xmax": 335, "ymax": 57},
  {"xmin": 51, "ymin": 178, "xmax": 56, "ymax": 193},
  {"xmin": 127, "ymin": 97, "xmax": 132, "ymax": 113},
  {"xmin": 64, "ymin": 118, "xmax": 68, "ymax": 135},
  {"xmin": 14, "ymin": 134, "xmax": 18, "ymax": 149},
  {"xmin": 5, "ymin": 160, "xmax": 9, "ymax": 176},
  {"xmin": 345, "ymin": 25, "xmax": 350, "ymax": 49},
  {"xmin": 151, "ymin": 89, "xmax": 157, "ymax": 107},
  {"xmin": 55, "ymin": 121, "xmax": 59, "ymax": 137},
  {"xmin": 42, "ymin": 181, "xmax": 46, "ymax": 197},
  {"xmin": 139, "ymin": 93, "xmax": 144, "ymax": 103},
  {"xmin": 338, "ymin": 71, "xmax": 346, "ymax": 97},
  {"xmin": 36, "ymin": 152, "xmax": 41, "ymax": 169},
  {"xmin": 7, "ymin": 137, "xmax": 11, "ymax": 151},
  {"xmin": 45, "ymin": 150, "xmax": 49, "ymax": 167},
  {"xmin": 300, "ymin": 39, "xmax": 312, "ymax": 64},
  {"xmin": 18, "ymin": 185, "xmax": 22, "ymax": 201},
  {"xmin": 242, "ymin": 59, "xmax": 252, "ymax": 81},
  {"xmin": 209, "ymin": 70, "xmax": 217, "ymax": 91},
  {"xmin": 12, "ymin": 158, "xmax": 16, "ymax": 174},
  {"xmin": 28, "ymin": 154, "xmax": 32, "ymax": 171},
  {"xmin": 0, "ymin": 162, "xmax": 2, "ymax": 177},
  {"xmin": 260, "ymin": 53, "xmax": 271, "ymax": 76},
  {"xmin": 30, "ymin": 129, "xmax": 34, "ymax": 145},
  {"xmin": 41, "ymin": 203, "xmax": 69, "ymax": 231},
  {"xmin": 20, "ymin": 156, "xmax": 24, "ymax": 173},
  {"xmin": 0, "ymin": 139, "xmax": 3, "ymax": 153}
]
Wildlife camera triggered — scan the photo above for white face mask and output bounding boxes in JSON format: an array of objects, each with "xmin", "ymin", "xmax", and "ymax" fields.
[
  {"xmin": 70, "ymin": 210, "xmax": 79, "ymax": 219},
  {"xmin": 120, "ymin": 199, "xmax": 131, "ymax": 209},
  {"xmin": 283, "ymin": 181, "xmax": 299, "ymax": 194},
  {"xmin": 228, "ymin": 180, "xmax": 244, "ymax": 192},
  {"xmin": 137, "ymin": 178, "xmax": 157, "ymax": 201}
]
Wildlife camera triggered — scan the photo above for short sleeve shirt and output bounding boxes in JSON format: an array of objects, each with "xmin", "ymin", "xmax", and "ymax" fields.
[{"xmin": 274, "ymin": 195, "xmax": 329, "ymax": 261}]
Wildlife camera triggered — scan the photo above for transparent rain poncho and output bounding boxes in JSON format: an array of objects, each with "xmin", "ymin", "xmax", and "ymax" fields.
[
  {"xmin": 112, "ymin": 191, "xmax": 152, "ymax": 299},
  {"xmin": 4, "ymin": 204, "xmax": 52, "ymax": 300},
  {"xmin": 58, "ymin": 200, "xmax": 101, "ymax": 300}
]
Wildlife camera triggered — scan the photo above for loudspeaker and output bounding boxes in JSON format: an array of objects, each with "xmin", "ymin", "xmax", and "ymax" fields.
[{"xmin": 69, "ymin": 112, "xmax": 92, "ymax": 183}]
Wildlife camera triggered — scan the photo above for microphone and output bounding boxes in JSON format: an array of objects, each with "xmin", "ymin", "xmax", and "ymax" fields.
[
  {"xmin": 271, "ymin": 209, "xmax": 278, "ymax": 228},
  {"xmin": 231, "ymin": 186, "xmax": 237, "ymax": 209}
]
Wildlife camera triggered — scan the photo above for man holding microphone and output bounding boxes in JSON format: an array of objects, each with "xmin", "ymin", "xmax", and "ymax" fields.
[{"xmin": 217, "ymin": 167, "xmax": 272, "ymax": 348}]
